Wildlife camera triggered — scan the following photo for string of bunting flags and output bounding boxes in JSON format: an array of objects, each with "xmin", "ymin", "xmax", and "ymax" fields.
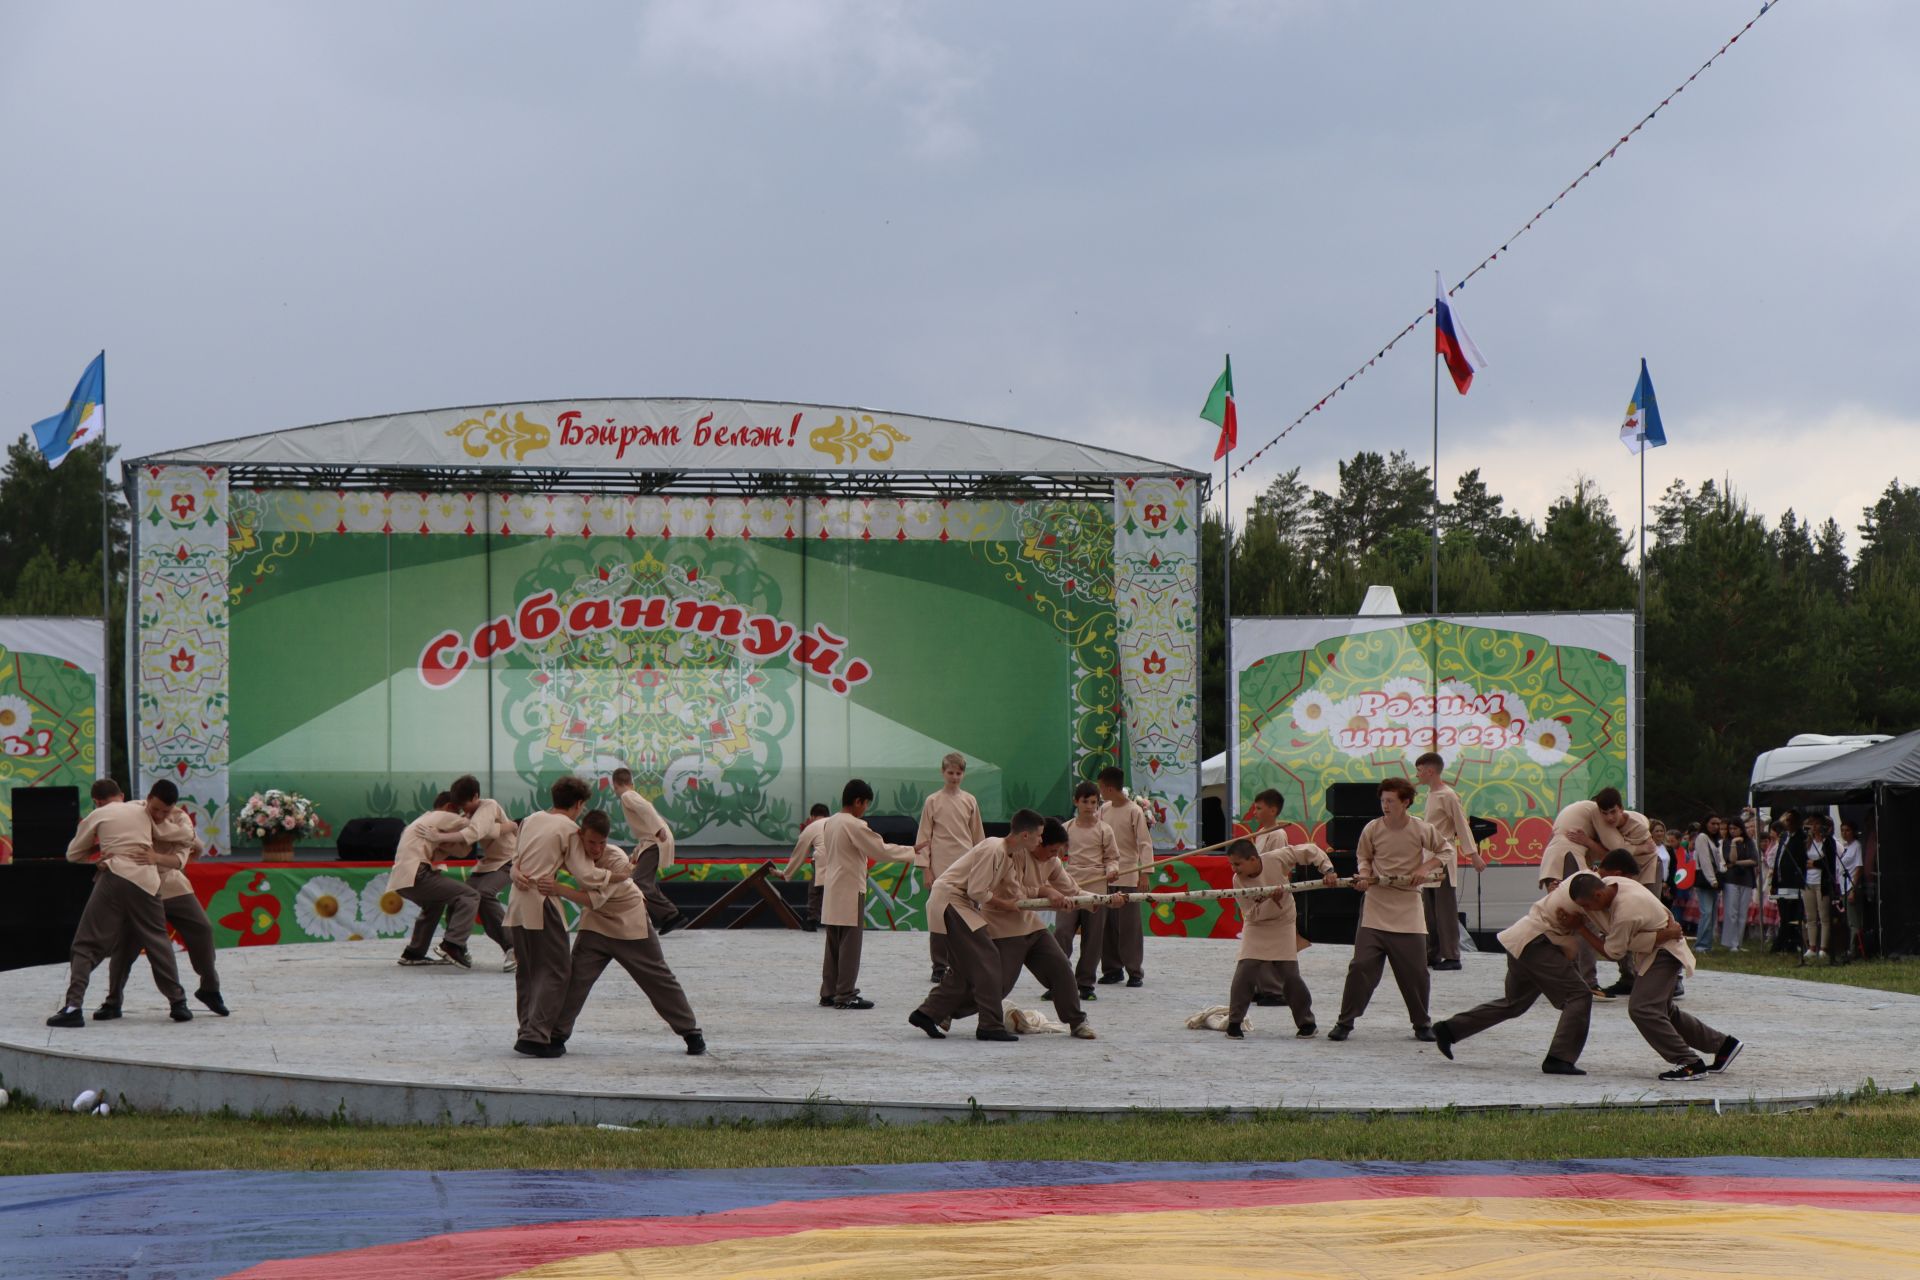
[{"xmin": 1230, "ymin": 0, "xmax": 1784, "ymax": 478}]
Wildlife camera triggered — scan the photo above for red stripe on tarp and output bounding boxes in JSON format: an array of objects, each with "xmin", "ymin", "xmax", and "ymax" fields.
[{"xmin": 226, "ymin": 1174, "xmax": 1920, "ymax": 1279}]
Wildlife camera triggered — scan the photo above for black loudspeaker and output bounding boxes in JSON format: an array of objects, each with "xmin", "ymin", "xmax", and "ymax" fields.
[
  {"xmin": 1324, "ymin": 783, "xmax": 1383, "ymax": 819},
  {"xmin": 336, "ymin": 816, "xmax": 406, "ymax": 862},
  {"xmin": 10, "ymin": 785, "xmax": 81, "ymax": 859},
  {"xmin": 983, "ymin": 819, "xmax": 1010, "ymax": 839},
  {"xmin": 1327, "ymin": 813, "xmax": 1373, "ymax": 854},
  {"xmin": 1468, "ymin": 815, "xmax": 1499, "ymax": 845},
  {"xmin": 865, "ymin": 814, "xmax": 919, "ymax": 847}
]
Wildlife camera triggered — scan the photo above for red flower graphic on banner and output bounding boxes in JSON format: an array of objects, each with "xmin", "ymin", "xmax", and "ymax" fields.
[
  {"xmin": 1142, "ymin": 651, "xmax": 1167, "ymax": 675},
  {"xmin": 1143, "ymin": 503, "xmax": 1168, "ymax": 528},
  {"xmin": 219, "ymin": 877, "xmax": 282, "ymax": 946},
  {"xmin": 171, "ymin": 493, "xmax": 197, "ymax": 519},
  {"xmin": 170, "ymin": 648, "xmax": 195, "ymax": 673}
]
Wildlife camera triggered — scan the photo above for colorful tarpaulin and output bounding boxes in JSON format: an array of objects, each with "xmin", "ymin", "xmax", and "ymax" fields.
[{"xmin": 4, "ymin": 1159, "xmax": 1919, "ymax": 1279}]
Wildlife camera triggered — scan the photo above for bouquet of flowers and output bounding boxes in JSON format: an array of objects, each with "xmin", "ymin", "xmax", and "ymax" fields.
[{"xmin": 236, "ymin": 789, "xmax": 322, "ymax": 842}]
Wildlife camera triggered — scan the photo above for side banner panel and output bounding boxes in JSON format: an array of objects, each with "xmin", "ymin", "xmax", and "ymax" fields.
[
  {"xmin": 135, "ymin": 465, "xmax": 231, "ymax": 854},
  {"xmin": 1114, "ymin": 478, "xmax": 1201, "ymax": 850},
  {"xmin": 0, "ymin": 617, "xmax": 104, "ymax": 855}
]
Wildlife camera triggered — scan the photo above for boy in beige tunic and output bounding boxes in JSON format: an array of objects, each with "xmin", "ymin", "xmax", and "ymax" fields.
[
  {"xmin": 613, "ymin": 767, "xmax": 687, "ymax": 934},
  {"xmin": 542, "ymin": 809, "xmax": 705, "ymax": 1056},
  {"xmin": 99, "ymin": 801, "xmax": 227, "ymax": 1019},
  {"xmin": 1053, "ymin": 781, "xmax": 1120, "ymax": 999},
  {"xmin": 404, "ymin": 775, "xmax": 519, "ymax": 971},
  {"xmin": 910, "ymin": 812, "xmax": 1100, "ymax": 1041},
  {"xmin": 1415, "ymin": 752, "xmax": 1483, "ymax": 971},
  {"xmin": 1224, "ymin": 836, "xmax": 1337, "ymax": 1039},
  {"xmin": 49, "ymin": 779, "xmax": 189, "ymax": 1027},
  {"xmin": 505, "ymin": 776, "xmax": 608, "ymax": 1057},
  {"xmin": 1329, "ymin": 776, "xmax": 1451, "ymax": 1042},
  {"xmin": 785, "ymin": 778, "xmax": 920, "ymax": 1009},
  {"xmin": 916, "ymin": 752, "xmax": 986, "ymax": 982},
  {"xmin": 1538, "ymin": 787, "xmax": 1640, "ymax": 997},
  {"xmin": 389, "ymin": 793, "xmax": 485, "ymax": 969},
  {"xmin": 1096, "ymin": 766, "xmax": 1154, "ymax": 987},
  {"xmin": 1433, "ymin": 872, "xmax": 1612, "ymax": 1074},
  {"xmin": 1565, "ymin": 875, "xmax": 1743, "ymax": 1081}
]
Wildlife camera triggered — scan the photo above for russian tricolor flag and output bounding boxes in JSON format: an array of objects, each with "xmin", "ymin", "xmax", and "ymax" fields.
[{"xmin": 1434, "ymin": 272, "xmax": 1486, "ymax": 395}]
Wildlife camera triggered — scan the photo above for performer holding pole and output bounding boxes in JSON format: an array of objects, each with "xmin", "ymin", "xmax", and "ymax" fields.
[
  {"xmin": 915, "ymin": 752, "xmax": 986, "ymax": 982},
  {"xmin": 1328, "ymin": 777, "xmax": 1451, "ymax": 1043},
  {"xmin": 613, "ymin": 767, "xmax": 688, "ymax": 934},
  {"xmin": 789, "ymin": 779, "xmax": 921, "ymax": 1010},
  {"xmin": 1223, "ymin": 835, "xmax": 1336, "ymax": 1040},
  {"xmin": 1415, "ymin": 752, "xmax": 1483, "ymax": 971},
  {"xmin": 1054, "ymin": 781, "xmax": 1120, "ymax": 1001},
  {"xmin": 1096, "ymin": 766, "xmax": 1153, "ymax": 988}
]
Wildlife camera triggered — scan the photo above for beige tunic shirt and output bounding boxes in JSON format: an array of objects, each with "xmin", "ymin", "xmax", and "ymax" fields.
[
  {"xmin": 574, "ymin": 846, "xmax": 650, "ymax": 940},
  {"xmin": 928, "ymin": 836, "xmax": 1080, "ymax": 939},
  {"xmin": 1539, "ymin": 799, "xmax": 1605, "ymax": 885},
  {"xmin": 151, "ymin": 810, "xmax": 203, "ymax": 900},
  {"xmin": 1099, "ymin": 798, "xmax": 1155, "ymax": 888},
  {"xmin": 1061, "ymin": 816, "xmax": 1120, "ymax": 886},
  {"xmin": 66, "ymin": 801, "xmax": 162, "ymax": 896},
  {"xmin": 1497, "ymin": 877, "xmax": 1597, "ymax": 961},
  {"xmin": 468, "ymin": 798, "xmax": 519, "ymax": 873},
  {"xmin": 617, "ymin": 789, "xmax": 676, "ymax": 871},
  {"xmin": 506, "ymin": 811, "xmax": 607, "ymax": 930},
  {"xmin": 916, "ymin": 787, "xmax": 985, "ymax": 879},
  {"xmin": 1354, "ymin": 815, "xmax": 1450, "ymax": 934},
  {"xmin": 1422, "ymin": 784, "xmax": 1476, "ymax": 882},
  {"xmin": 1235, "ymin": 841, "xmax": 1335, "ymax": 962},
  {"xmin": 786, "ymin": 811, "xmax": 916, "ymax": 929},
  {"xmin": 1599, "ymin": 876, "xmax": 1695, "ymax": 976},
  {"xmin": 1603, "ymin": 809, "xmax": 1659, "ymax": 886},
  {"xmin": 387, "ymin": 810, "xmax": 480, "ymax": 893}
]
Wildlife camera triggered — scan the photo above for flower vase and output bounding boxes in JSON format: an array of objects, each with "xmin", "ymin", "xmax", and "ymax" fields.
[{"xmin": 262, "ymin": 834, "xmax": 296, "ymax": 862}]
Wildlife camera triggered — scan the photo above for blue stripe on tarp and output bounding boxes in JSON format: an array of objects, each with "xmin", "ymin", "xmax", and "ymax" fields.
[{"xmin": 4, "ymin": 1158, "xmax": 1920, "ymax": 1280}]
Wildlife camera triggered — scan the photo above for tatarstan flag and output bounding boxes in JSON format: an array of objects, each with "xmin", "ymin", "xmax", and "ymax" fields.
[{"xmin": 1201, "ymin": 355, "xmax": 1236, "ymax": 459}]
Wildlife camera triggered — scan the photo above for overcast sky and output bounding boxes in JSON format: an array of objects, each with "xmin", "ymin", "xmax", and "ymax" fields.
[{"xmin": 3, "ymin": 1, "xmax": 1915, "ymax": 550}]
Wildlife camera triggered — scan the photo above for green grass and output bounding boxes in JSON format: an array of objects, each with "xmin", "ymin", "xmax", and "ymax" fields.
[
  {"xmin": 4, "ymin": 1091, "xmax": 1920, "ymax": 1176},
  {"xmin": 1691, "ymin": 948, "xmax": 1920, "ymax": 996}
]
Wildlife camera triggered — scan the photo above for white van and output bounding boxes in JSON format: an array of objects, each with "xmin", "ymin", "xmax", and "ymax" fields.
[{"xmin": 1750, "ymin": 734, "xmax": 1890, "ymax": 809}]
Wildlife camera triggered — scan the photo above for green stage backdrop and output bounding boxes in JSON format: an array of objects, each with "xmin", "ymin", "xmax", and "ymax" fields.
[
  {"xmin": 1231, "ymin": 614, "xmax": 1634, "ymax": 862},
  {"xmin": 0, "ymin": 617, "xmax": 105, "ymax": 858}
]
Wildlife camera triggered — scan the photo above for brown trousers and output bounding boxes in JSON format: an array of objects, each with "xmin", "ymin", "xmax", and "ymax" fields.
[
  {"xmin": 105, "ymin": 893, "xmax": 219, "ymax": 1005},
  {"xmin": 1336, "ymin": 926, "xmax": 1431, "ymax": 1030},
  {"xmin": 1629, "ymin": 951, "xmax": 1727, "ymax": 1064},
  {"xmin": 1424, "ymin": 879, "xmax": 1462, "ymax": 964},
  {"xmin": 928, "ymin": 928, "xmax": 950, "ymax": 977},
  {"xmin": 398, "ymin": 869, "xmax": 482, "ymax": 953},
  {"xmin": 508, "ymin": 901, "xmax": 572, "ymax": 1045},
  {"xmin": 631, "ymin": 844, "xmax": 680, "ymax": 925},
  {"xmin": 66, "ymin": 871, "xmax": 183, "ymax": 1008},
  {"xmin": 1054, "ymin": 906, "xmax": 1108, "ymax": 986},
  {"xmin": 996, "ymin": 927, "xmax": 1086, "ymax": 1028},
  {"xmin": 918, "ymin": 906, "xmax": 1010, "ymax": 1032},
  {"xmin": 1442, "ymin": 935, "xmax": 1592, "ymax": 1063},
  {"xmin": 407, "ymin": 865, "xmax": 510, "ymax": 953},
  {"xmin": 807, "ymin": 880, "xmax": 824, "ymax": 926},
  {"xmin": 821, "ymin": 918, "xmax": 863, "ymax": 1003},
  {"xmin": 1101, "ymin": 897, "xmax": 1144, "ymax": 979},
  {"xmin": 555, "ymin": 929, "xmax": 698, "ymax": 1039},
  {"xmin": 1229, "ymin": 958, "xmax": 1313, "ymax": 1029}
]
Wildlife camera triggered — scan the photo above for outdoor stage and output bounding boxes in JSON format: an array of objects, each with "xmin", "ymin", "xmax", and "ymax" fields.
[{"xmin": 4, "ymin": 931, "xmax": 1915, "ymax": 1127}]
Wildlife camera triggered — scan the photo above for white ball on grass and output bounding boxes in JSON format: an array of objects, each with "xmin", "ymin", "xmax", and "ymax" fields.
[
  {"xmin": 92, "ymin": 1103, "xmax": 110, "ymax": 1117},
  {"xmin": 72, "ymin": 1089, "xmax": 99, "ymax": 1112},
  {"xmin": 0, "ymin": 1086, "xmax": 10, "ymax": 1108}
]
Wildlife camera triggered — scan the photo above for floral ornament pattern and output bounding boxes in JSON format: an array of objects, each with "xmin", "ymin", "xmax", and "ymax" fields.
[
  {"xmin": 360, "ymin": 882, "xmax": 420, "ymax": 937},
  {"xmin": 1113, "ymin": 478, "xmax": 1200, "ymax": 851},
  {"xmin": 215, "ymin": 871, "xmax": 282, "ymax": 946},
  {"xmin": 294, "ymin": 875, "xmax": 364, "ymax": 941},
  {"xmin": 136, "ymin": 465, "xmax": 230, "ymax": 855}
]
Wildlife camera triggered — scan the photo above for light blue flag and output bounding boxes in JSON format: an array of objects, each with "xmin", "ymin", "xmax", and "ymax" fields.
[
  {"xmin": 1619, "ymin": 358, "xmax": 1666, "ymax": 454},
  {"xmin": 29, "ymin": 352, "xmax": 106, "ymax": 469}
]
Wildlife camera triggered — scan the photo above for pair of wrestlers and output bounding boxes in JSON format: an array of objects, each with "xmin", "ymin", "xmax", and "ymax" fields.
[
  {"xmin": 48, "ymin": 777, "xmax": 228, "ymax": 1027},
  {"xmin": 387, "ymin": 774, "xmax": 702, "ymax": 1058}
]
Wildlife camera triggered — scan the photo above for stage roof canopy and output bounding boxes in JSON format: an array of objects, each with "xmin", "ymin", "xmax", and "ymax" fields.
[{"xmin": 130, "ymin": 398, "xmax": 1207, "ymax": 500}]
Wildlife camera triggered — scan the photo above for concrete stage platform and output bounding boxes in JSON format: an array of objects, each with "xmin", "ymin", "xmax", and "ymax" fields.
[{"xmin": 3, "ymin": 932, "xmax": 1915, "ymax": 1127}]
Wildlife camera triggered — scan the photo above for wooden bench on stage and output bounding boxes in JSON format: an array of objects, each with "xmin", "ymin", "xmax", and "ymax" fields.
[{"xmin": 684, "ymin": 861, "xmax": 806, "ymax": 931}]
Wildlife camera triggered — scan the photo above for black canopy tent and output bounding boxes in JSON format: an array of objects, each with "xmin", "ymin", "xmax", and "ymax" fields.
[{"xmin": 1751, "ymin": 728, "xmax": 1920, "ymax": 957}]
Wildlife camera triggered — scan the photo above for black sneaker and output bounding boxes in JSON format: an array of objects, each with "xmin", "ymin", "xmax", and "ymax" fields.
[
  {"xmin": 1588, "ymin": 986, "xmax": 1615, "ymax": 1003},
  {"xmin": 684, "ymin": 1032, "xmax": 707, "ymax": 1056},
  {"xmin": 835, "ymin": 997, "xmax": 876, "ymax": 1010},
  {"xmin": 1709, "ymin": 1036, "xmax": 1743, "ymax": 1074},
  {"xmin": 1413, "ymin": 1025, "xmax": 1437, "ymax": 1042},
  {"xmin": 1432, "ymin": 1021, "xmax": 1455, "ymax": 1060},
  {"xmin": 1097, "ymin": 972, "xmax": 1124, "ymax": 985},
  {"xmin": 169, "ymin": 1000, "xmax": 194, "ymax": 1022},
  {"xmin": 1433, "ymin": 959, "xmax": 1464, "ymax": 971},
  {"xmin": 1543, "ymin": 1056, "xmax": 1586, "ymax": 1076},
  {"xmin": 1078, "ymin": 986, "xmax": 1097, "ymax": 1001},
  {"xmin": 397, "ymin": 951, "xmax": 437, "ymax": 967},
  {"xmin": 513, "ymin": 1038, "xmax": 547, "ymax": 1057},
  {"xmin": 658, "ymin": 914, "xmax": 688, "ymax": 936},
  {"xmin": 1295, "ymin": 1023, "xmax": 1317, "ymax": 1039},
  {"xmin": 1658, "ymin": 1059, "xmax": 1710, "ymax": 1081},
  {"xmin": 908, "ymin": 1010, "xmax": 946, "ymax": 1039},
  {"xmin": 819, "ymin": 996, "xmax": 836, "ymax": 1007},
  {"xmin": 1603, "ymin": 978, "xmax": 1634, "ymax": 997},
  {"xmin": 195, "ymin": 988, "xmax": 230, "ymax": 1017},
  {"xmin": 46, "ymin": 1006, "xmax": 84, "ymax": 1028},
  {"xmin": 976, "ymin": 1027, "xmax": 1019, "ymax": 1041},
  {"xmin": 92, "ymin": 1003, "xmax": 122, "ymax": 1021},
  {"xmin": 1253, "ymin": 994, "xmax": 1287, "ymax": 1007},
  {"xmin": 1327, "ymin": 1022, "xmax": 1352, "ymax": 1042},
  {"xmin": 1224, "ymin": 1020, "xmax": 1244, "ymax": 1039},
  {"xmin": 436, "ymin": 941, "xmax": 473, "ymax": 969},
  {"xmin": 1126, "ymin": 975, "xmax": 1144, "ymax": 988}
]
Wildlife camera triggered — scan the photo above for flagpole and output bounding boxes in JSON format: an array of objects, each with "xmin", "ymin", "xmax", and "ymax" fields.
[
  {"xmin": 1430, "ymin": 323, "xmax": 1440, "ymax": 616},
  {"xmin": 1635, "ymin": 412, "xmax": 1647, "ymax": 810},
  {"xmin": 1223, "ymin": 446, "xmax": 1235, "ymax": 835},
  {"xmin": 98, "ymin": 350, "xmax": 111, "ymax": 783}
]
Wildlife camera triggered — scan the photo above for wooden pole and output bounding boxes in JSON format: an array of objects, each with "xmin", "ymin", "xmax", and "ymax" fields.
[
  {"xmin": 1070, "ymin": 823, "xmax": 1287, "ymax": 884},
  {"xmin": 1020, "ymin": 872, "xmax": 1431, "ymax": 912}
]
